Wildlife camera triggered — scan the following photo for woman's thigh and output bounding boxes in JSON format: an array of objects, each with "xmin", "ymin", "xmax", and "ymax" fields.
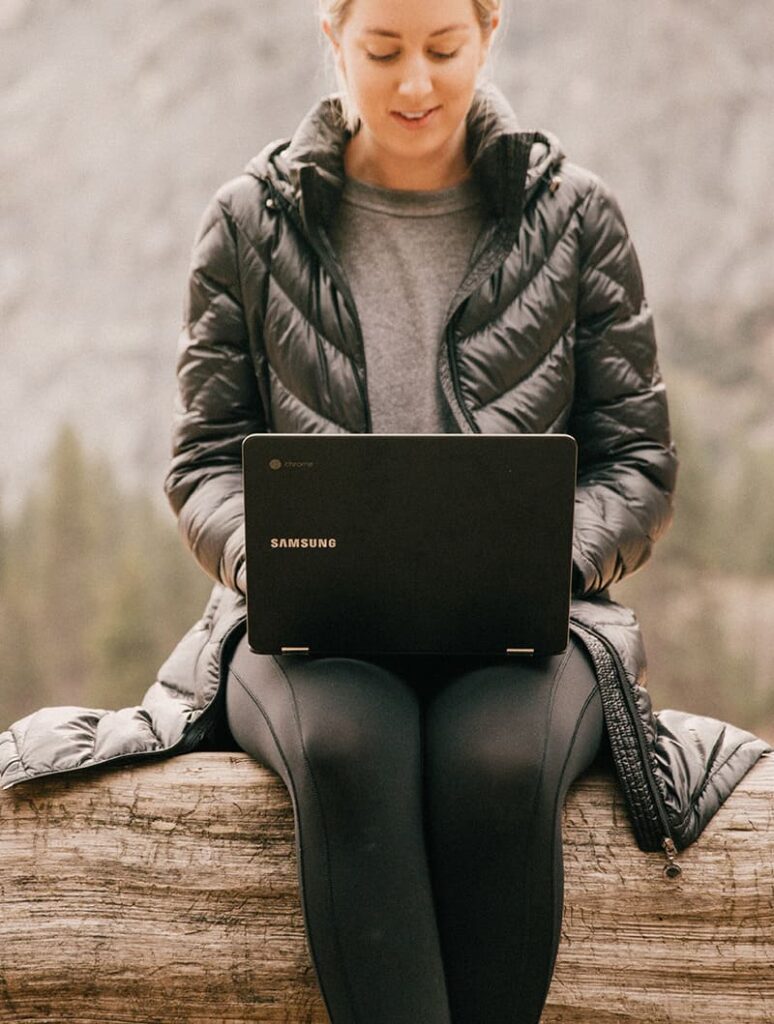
[
  {"xmin": 224, "ymin": 637, "xmax": 432, "ymax": 788},
  {"xmin": 423, "ymin": 638, "xmax": 603, "ymax": 805}
]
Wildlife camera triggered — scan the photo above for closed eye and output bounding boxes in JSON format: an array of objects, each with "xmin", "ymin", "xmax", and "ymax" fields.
[{"xmin": 366, "ymin": 49, "xmax": 460, "ymax": 62}]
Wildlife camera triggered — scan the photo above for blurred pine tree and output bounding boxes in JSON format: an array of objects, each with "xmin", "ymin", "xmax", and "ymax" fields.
[{"xmin": 0, "ymin": 423, "xmax": 212, "ymax": 726}]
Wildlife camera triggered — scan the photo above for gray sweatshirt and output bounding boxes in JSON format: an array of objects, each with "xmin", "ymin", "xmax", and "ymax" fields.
[{"xmin": 327, "ymin": 174, "xmax": 487, "ymax": 433}]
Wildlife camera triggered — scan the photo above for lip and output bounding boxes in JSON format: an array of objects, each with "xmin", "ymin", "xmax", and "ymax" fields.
[{"xmin": 390, "ymin": 106, "xmax": 440, "ymax": 129}]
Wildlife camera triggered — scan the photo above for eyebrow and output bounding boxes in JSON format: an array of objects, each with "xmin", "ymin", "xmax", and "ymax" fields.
[{"xmin": 363, "ymin": 24, "xmax": 471, "ymax": 38}]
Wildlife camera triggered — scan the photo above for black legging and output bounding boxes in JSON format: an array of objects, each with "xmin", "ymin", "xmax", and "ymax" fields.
[{"xmin": 225, "ymin": 634, "xmax": 605, "ymax": 1024}]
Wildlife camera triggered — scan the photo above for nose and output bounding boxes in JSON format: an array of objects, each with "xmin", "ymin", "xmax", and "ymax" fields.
[{"xmin": 395, "ymin": 53, "xmax": 434, "ymax": 103}]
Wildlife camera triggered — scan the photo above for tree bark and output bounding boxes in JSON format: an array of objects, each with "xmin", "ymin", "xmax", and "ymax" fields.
[{"xmin": 1, "ymin": 751, "xmax": 772, "ymax": 1023}]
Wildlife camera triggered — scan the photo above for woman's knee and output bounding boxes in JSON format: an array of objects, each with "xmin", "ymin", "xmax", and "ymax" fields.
[
  {"xmin": 425, "ymin": 647, "xmax": 603, "ymax": 812},
  {"xmin": 450, "ymin": 721, "xmax": 546, "ymax": 802},
  {"xmin": 289, "ymin": 657, "xmax": 421, "ymax": 783},
  {"xmin": 426, "ymin": 674, "xmax": 548, "ymax": 803}
]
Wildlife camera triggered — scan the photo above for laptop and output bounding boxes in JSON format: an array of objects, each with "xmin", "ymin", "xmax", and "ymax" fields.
[{"xmin": 241, "ymin": 433, "xmax": 577, "ymax": 657}]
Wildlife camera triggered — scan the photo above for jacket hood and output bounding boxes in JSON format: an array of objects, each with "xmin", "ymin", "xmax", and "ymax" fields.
[{"xmin": 243, "ymin": 80, "xmax": 565, "ymax": 239}]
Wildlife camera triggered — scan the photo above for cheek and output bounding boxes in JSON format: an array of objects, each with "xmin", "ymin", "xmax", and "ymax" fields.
[
  {"xmin": 437, "ymin": 65, "xmax": 480, "ymax": 108},
  {"xmin": 347, "ymin": 61, "xmax": 387, "ymax": 104},
  {"xmin": 451, "ymin": 54, "xmax": 484, "ymax": 87}
]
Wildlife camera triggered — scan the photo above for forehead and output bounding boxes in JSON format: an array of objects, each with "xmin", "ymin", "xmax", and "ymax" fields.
[{"xmin": 347, "ymin": 0, "xmax": 478, "ymax": 36}]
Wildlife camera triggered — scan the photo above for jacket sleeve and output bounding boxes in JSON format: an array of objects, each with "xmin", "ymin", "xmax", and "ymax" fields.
[
  {"xmin": 568, "ymin": 175, "xmax": 678, "ymax": 597},
  {"xmin": 163, "ymin": 189, "xmax": 267, "ymax": 595}
]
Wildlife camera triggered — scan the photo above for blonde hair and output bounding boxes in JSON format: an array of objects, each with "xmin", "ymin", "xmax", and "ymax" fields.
[{"xmin": 318, "ymin": 0, "xmax": 502, "ymax": 134}]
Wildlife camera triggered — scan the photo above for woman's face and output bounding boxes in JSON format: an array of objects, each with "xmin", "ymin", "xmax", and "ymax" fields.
[{"xmin": 323, "ymin": 0, "xmax": 498, "ymax": 185}]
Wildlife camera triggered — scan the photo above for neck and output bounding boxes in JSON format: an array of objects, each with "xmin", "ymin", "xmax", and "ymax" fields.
[{"xmin": 343, "ymin": 121, "xmax": 472, "ymax": 191}]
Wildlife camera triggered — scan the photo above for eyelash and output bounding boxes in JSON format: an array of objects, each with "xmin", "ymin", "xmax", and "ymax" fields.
[{"xmin": 367, "ymin": 49, "xmax": 460, "ymax": 63}]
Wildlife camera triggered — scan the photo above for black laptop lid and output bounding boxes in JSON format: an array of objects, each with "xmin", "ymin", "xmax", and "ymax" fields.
[{"xmin": 242, "ymin": 433, "xmax": 577, "ymax": 657}]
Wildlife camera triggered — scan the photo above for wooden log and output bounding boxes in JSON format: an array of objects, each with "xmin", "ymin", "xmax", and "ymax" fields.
[{"xmin": 1, "ymin": 751, "xmax": 772, "ymax": 1023}]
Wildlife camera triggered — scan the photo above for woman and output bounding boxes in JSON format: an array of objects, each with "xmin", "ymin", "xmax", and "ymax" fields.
[{"xmin": 1, "ymin": 0, "xmax": 771, "ymax": 1022}]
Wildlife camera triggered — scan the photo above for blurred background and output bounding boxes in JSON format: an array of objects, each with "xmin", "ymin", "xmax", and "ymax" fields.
[{"xmin": 1, "ymin": 0, "xmax": 773, "ymax": 740}]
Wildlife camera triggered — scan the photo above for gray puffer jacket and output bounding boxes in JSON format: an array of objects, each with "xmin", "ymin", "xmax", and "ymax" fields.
[{"xmin": 1, "ymin": 83, "xmax": 770, "ymax": 881}]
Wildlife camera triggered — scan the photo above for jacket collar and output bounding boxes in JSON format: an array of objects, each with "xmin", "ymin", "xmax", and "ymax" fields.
[{"xmin": 245, "ymin": 81, "xmax": 565, "ymax": 240}]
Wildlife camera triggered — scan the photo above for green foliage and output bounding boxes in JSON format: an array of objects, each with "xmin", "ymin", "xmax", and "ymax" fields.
[
  {"xmin": 653, "ymin": 372, "xmax": 774, "ymax": 577},
  {"xmin": 716, "ymin": 439, "xmax": 774, "ymax": 577},
  {"xmin": 656, "ymin": 391, "xmax": 718, "ymax": 568},
  {"xmin": 0, "ymin": 423, "xmax": 213, "ymax": 726},
  {"xmin": 616, "ymin": 561, "xmax": 774, "ymax": 737}
]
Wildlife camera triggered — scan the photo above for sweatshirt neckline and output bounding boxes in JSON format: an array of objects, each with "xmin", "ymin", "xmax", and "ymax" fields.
[{"xmin": 340, "ymin": 173, "xmax": 484, "ymax": 217}]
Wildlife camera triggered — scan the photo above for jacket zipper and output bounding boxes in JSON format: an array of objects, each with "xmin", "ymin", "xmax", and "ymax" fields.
[
  {"xmin": 440, "ymin": 225, "xmax": 516, "ymax": 434},
  {"xmin": 262, "ymin": 180, "xmax": 372, "ymax": 432},
  {"xmin": 570, "ymin": 618, "xmax": 682, "ymax": 879},
  {"xmin": 440, "ymin": 205, "xmax": 546, "ymax": 434},
  {"xmin": 318, "ymin": 223, "xmax": 373, "ymax": 433},
  {"xmin": 445, "ymin": 316, "xmax": 479, "ymax": 432}
]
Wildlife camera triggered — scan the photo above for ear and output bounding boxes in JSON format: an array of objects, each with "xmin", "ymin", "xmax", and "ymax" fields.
[
  {"xmin": 322, "ymin": 17, "xmax": 349, "ymax": 80},
  {"xmin": 478, "ymin": 13, "xmax": 500, "ymax": 67},
  {"xmin": 321, "ymin": 18, "xmax": 341, "ymax": 57}
]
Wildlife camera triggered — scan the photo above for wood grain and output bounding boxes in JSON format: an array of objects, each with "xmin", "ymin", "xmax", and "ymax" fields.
[{"xmin": 1, "ymin": 752, "xmax": 772, "ymax": 1023}]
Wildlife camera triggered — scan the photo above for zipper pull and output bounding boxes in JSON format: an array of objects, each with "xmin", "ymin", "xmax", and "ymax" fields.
[{"xmin": 661, "ymin": 836, "xmax": 682, "ymax": 879}]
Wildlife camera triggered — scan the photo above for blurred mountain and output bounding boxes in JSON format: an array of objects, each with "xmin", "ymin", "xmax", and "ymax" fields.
[{"xmin": 1, "ymin": 0, "xmax": 773, "ymax": 512}]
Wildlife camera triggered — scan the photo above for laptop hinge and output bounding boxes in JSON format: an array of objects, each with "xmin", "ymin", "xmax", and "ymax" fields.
[
  {"xmin": 280, "ymin": 645, "xmax": 310, "ymax": 654},
  {"xmin": 506, "ymin": 647, "xmax": 535, "ymax": 655}
]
